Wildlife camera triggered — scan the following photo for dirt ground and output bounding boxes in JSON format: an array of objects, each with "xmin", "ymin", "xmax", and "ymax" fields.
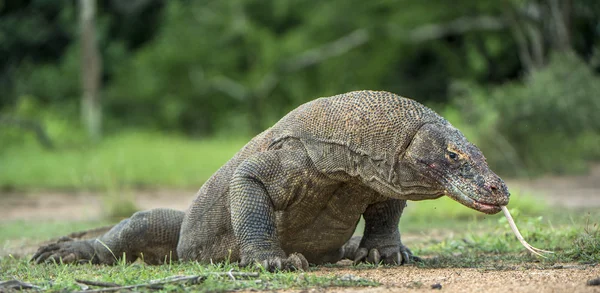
[
  {"xmin": 307, "ymin": 262, "xmax": 600, "ymax": 293},
  {"xmin": 1, "ymin": 165, "xmax": 599, "ymax": 292}
]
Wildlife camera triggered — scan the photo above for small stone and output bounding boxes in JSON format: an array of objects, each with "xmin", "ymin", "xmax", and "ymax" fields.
[
  {"xmin": 431, "ymin": 283, "xmax": 442, "ymax": 290},
  {"xmin": 587, "ymin": 277, "xmax": 600, "ymax": 286}
]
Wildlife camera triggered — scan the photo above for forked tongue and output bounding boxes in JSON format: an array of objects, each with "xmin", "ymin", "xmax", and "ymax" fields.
[{"xmin": 501, "ymin": 206, "xmax": 553, "ymax": 257}]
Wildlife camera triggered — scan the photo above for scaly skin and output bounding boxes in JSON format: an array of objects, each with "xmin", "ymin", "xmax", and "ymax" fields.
[{"xmin": 32, "ymin": 90, "xmax": 510, "ymax": 271}]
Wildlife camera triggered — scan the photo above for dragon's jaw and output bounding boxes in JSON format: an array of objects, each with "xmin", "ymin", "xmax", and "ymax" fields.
[{"xmin": 444, "ymin": 185, "xmax": 503, "ymax": 214}]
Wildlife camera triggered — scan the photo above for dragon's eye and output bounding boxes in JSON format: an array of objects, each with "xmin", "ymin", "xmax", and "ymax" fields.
[{"xmin": 448, "ymin": 151, "xmax": 458, "ymax": 160}]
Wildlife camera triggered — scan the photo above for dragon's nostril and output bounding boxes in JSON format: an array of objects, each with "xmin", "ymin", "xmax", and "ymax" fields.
[{"xmin": 486, "ymin": 183, "xmax": 499, "ymax": 193}]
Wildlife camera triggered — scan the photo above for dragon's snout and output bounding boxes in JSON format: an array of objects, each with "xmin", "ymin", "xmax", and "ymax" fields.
[{"xmin": 485, "ymin": 177, "xmax": 510, "ymax": 206}]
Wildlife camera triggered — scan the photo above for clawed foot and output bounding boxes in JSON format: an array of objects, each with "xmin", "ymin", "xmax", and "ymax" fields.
[
  {"xmin": 240, "ymin": 252, "xmax": 309, "ymax": 272},
  {"xmin": 353, "ymin": 244, "xmax": 421, "ymax": 265},
  {"xmin": 342, "ymin": 236, "xmax": 421, "ymax": 266},
  {"xmin": 31, "ymin": 237, "xmax": 97, "ymax": 264}
]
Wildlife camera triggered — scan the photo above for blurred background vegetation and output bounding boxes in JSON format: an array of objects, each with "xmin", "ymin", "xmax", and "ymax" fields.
[{"xmin": 1, "ymin": 0, "xmax": 599, "ymax": 191}]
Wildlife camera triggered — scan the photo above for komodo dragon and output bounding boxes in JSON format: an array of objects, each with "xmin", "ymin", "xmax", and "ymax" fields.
[{"xmin": 32, "ymin": 90, "xmax": 517, "ymax": 271}]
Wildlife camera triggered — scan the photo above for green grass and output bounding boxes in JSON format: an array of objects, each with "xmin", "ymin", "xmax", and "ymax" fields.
[
  {"xmin": 400, "ymin": 193, "xmax": 600, "ymax": 267},
  {"xmin": 0, "ymin": 258, "xmax": 378, "ymax": 292},
  {"xmin": 411, "ymin": 211, "xmax": 600, "ymax": 267},
  {"xmin": 1, "ymin": 206, "xmax": 598, "ymax": 291},
  {"xmin": 0, "ymin": 132, "xmax": 247, "ymax": 190},
  {"xmin": 2, "ymin": 209, "xmax": 598, "ymax": 292}
]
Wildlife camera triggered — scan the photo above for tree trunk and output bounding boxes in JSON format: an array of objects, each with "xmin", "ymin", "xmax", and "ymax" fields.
[
  {"xmin": 80, "ymin": 0, "xmax": 102, "ymax": 141},
  {"xmin": 548, "ymin": 0, "xmax": 571, "ymax": 52}
]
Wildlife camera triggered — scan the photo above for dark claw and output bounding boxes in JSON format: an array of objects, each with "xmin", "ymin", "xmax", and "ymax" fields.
[
  {"xmin": 386, "ymin": 251, "xmax": 402, "ymax": 265},
  {"xmin": 258, "ymin": 259, "xmax": 281, "ymax": 272},
  {"xmin": 367, "ymin": 248, "xmax": 380, "ymax": 264},
  {"xmin": 286, "ymin": 253, "xmax": 308, "ymax": 271},
  {"xmin": 400, "ymin": 245, "xmax": 422, "ymax": 264},
  {"xmin": 32, "ymin": 244, "xmax": 61, "ymax": 264},
  {"xmin": 34, "ymin": 252, "xmax": 55, "ymax": 264},
  {"xmin": 243, "ymin": 253, "xmax": 309, "ymax": 272},
  {"xmin": 401, "ymin": 250, "xmax": 411, "ymax": 264},
  {"xmin": 46, "ymin": 254, "xmax": 62, "ymax": 264},
  {"xmin": 61, "ymin": 253, "xmax": 77, "ymax": 263},
  {"xmin": 353, "ymin": 248, "xmax": 368, "ymax": 265},
  {"xmin": 353, "ymin": 245, "xmax": 420, "ymax": 266},
  {"xmin": 31, "ymin": 240, "xmax": 96, "ymax": 265},
  {"xmin": 271, "ymin": 258, "xmax": 282, "ymax": 272}
]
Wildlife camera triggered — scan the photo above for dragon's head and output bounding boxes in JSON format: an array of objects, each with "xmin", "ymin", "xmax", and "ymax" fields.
[{"xmin": 404, "ymin": 123, "xmax": 509, "ymax": 214}]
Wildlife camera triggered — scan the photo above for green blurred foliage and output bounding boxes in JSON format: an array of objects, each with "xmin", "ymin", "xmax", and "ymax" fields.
[
  {"xmin": 0, "ymin": 95, "xmax": 85, "ymax": 151},
  {"xmin": 1, "ymin": 0, "xmax": 600, "ymax": 179},
  {"xmin": 1, "ymin": 0, "xmax": 526, "ymax": 135},
  {"xmin": 447, "ymin": 53, "xmax": 600, "ymax": 176}
]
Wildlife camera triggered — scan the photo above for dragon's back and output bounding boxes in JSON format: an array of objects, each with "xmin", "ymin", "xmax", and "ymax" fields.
[{"xmin": 268, "ymin": 90, "xmax": 444, "ymax": 172}]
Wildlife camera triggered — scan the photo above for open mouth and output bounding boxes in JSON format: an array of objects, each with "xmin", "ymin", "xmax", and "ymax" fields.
[
  {"xmin": 471, "ymin": 201, "xmax": 502, "ymax": 214},
  {"xmin": 445, "ymin": 185, "xmax": 502, "ymax": 214}
]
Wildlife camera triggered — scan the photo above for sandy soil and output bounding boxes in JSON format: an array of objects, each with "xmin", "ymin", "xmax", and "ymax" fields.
[
  {"xmin": 306, "ymin": 263, "xmax": 600, "ymax": 293},
  {"xmin": 0, "ymin": 189, "xmax": 195, "ymax": 222},
  {"xmin": 1, "ymin": 165, "xmax": 599, "ymax": 292},
  {"xmin": 507, "ymin": 164, "xmax": 600, "ymax": 208}
]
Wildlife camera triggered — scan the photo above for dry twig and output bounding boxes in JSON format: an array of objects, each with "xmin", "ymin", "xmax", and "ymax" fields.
[{"xmin": 73, "ymin": 272, "xmax": 261, "ymax": 292}]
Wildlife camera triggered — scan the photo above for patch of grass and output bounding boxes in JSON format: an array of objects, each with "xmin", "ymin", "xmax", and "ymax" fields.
[
  {"xmin": 0, "ymin": 132, "xmax": 247, "ymax": 190},
  {"xmin": 410, "ymin": 210, "xmax": 600, "ymax": 268},
  {"xmin": 0, "ymin": 258, "xmax": 378, "ymax": 292},
  {"xmin": 1, "ymin": 207, "xmax": 597, "ymax": 291}
]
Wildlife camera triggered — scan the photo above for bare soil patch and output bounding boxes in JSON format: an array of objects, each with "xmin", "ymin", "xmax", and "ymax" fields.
[
  {"xmin": 304, "ymin": 263, "xmax": 600, "ymax": 293},
  {"xmin": 0, "ymin": 189, "xmax": 196, "ymax": 222},
  {"xmin": 506, "ymin": 164, "xmax": 600, "ymax": 208}
]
